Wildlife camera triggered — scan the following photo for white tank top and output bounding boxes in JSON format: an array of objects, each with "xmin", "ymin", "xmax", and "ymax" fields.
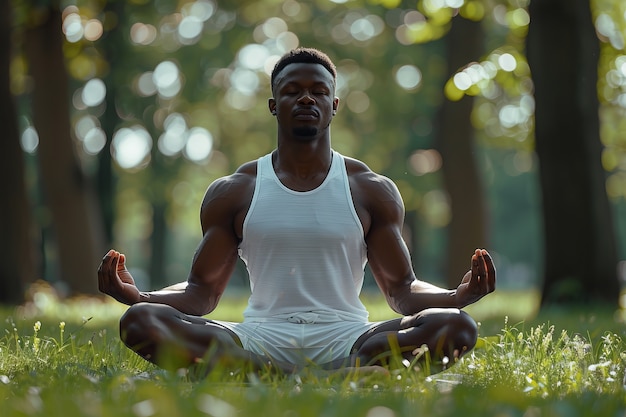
[{"xmin": 237, "ymin": 150, "xmax": 369, "ymax": 323}]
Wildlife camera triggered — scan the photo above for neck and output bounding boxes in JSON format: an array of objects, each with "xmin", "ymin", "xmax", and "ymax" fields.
[{"xmin": 272, "ymin": 142, "xmax": 333, "ymax": 189}]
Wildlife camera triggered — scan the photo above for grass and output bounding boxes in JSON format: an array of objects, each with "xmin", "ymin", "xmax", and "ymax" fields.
[{"xmin": 1, "ymin": 285, "xmax": 626, "ymax": 416}]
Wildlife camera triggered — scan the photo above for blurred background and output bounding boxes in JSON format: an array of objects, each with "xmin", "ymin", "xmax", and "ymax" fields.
[{"xmin": 1, "ymin": 0, "xmax": 625, "ymax": 313}]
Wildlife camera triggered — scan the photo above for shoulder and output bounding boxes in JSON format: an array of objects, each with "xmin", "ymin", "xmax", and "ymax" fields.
[
  {"xmin": 200, "ymin": 160, "xmax": 257, "ymax": 218},
  {"xmin": 203, "ymin": 160, "xmax": 256, "ymax": 198},
  {"xmin": 343, "ymin": 156, "xmax": 403, "ymax": 206}
]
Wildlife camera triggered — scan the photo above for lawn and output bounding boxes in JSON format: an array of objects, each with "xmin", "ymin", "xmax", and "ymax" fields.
[{"xmin": 1, "ymin": 285, "xmax": 625, "ymax": 416}]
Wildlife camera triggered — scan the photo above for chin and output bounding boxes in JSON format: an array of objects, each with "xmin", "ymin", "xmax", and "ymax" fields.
[{"xmin": 292, "ymin": 127, "xmax": 318, "ymax": 138}]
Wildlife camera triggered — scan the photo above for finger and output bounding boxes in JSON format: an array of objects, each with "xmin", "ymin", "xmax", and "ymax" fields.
[
  {"xmin": 97, "ymin": 249, "xmax": 113, "ymax": 273},
  {"xmin": 98, "ymin": 250, "xmax": 116, "ymax": 290},
  {"xmin": 111, "ymin": 251, "xmax": 121, "ymax": 276},
  {"xmin": 477, "ymin": 249, "xmax": 492, "ymax": 292},
  {"xmin": 470, "ymin": 253, "xmax": 479, "ymax": 284},
  {"xmin": 482, "ymin": 250, "xmax": 496, "ymax": 292},
  {"xmin": 476, "ymin": 249, "xmax": 489, "ymax": 292},
  {"xmin": 105, "ymin": 251, "xmax": 120, "ymax": 283},
  {"xmin": 98, "ymin": 250, "xmax": 114, "ymax": 276}
]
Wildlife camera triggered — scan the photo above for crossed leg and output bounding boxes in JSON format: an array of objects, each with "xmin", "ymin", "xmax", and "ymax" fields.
[
  {"xmin": 345, "ymin": 308, "xmax": 478, "ymax": 370},
  {"xmin": 119, "ymin": 303, "xmax": 297, "ymax": 374},
  {"xmin": 120, "ymin": 303, "xmax": 476, "ymax": 375}
]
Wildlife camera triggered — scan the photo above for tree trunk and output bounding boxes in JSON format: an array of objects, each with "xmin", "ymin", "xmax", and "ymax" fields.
[
  {"xmin": 436, "ymin": 16, "xmax": 488, "ymax": 288},
  {"xmin": 98, "ymin": 0, "xmax": 127, "ymax": 247},
  {"xmin": 24, "ymin": 5, "xmax": 105, "ymax": 295},
  {"xmin": 0, "ymin": 0, "xmax": 35, "ymax": 304},
  {"xmin": 527, "ymin": 0, "xmax": 619, "ymax": 305},
  {"xmin": 149, "ymin": 201, "xmax": 168, "ymax": 288}
]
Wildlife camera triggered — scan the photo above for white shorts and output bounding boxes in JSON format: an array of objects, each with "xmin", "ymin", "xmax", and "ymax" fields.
[{"xmin": 217, "ymin": 318, "xmax": 380, "ymax": 366}]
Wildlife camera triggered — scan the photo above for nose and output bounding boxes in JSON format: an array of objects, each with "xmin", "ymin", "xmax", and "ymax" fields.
[{"xmin": 297, "ymin": 92, "xmax": 315, "ymax": 104}]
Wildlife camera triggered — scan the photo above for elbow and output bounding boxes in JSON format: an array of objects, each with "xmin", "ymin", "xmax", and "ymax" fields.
[
  {"xmin": 184, "ymin": 284, "xmax": 220, "ymax": 316},
  {"xmin": 385, "ymin": 281, "xmax": 415, "ymax": 316},
  {"xmin": 187, "ymin": 296, "xmax": 218, "ymax": 317},
  {"xmin": 185, "ymin": 304, "xmax": 212, "ymax": 317},
  {"xmin": 385, "ymin": 294, "xmax": 411, "ymax": 316}
]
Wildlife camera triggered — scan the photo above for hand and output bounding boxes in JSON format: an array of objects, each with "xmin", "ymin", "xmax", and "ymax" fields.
[
  {"xmin": 455, "ymin": 249, "xmax": 496, "ymax": 308},
  {"xmin": 97, "ymin": 249, "xmax": 141, "ymax": 305}
]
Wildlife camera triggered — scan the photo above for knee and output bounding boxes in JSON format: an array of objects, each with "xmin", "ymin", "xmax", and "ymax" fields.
[
  {"xmin": 449, "ymin": 310, "xmax": 478, "ymax": 352},
  {"xmin": 119, "ymin": 302, "xmax": 165, "ymax": 347},
  {"xmin": 418, "ymin": 308, "xmax": 478, "ymax": 355}
]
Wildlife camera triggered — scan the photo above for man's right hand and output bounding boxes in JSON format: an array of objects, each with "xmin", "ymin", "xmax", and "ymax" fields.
[{"xmin": 98, "ymin": 249, "xmax": 142, "ymax": 305}]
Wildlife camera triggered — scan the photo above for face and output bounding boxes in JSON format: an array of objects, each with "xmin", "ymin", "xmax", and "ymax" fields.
[{"xmin": 269, "ymin": 63, "xmax": 339, "ymax": 140}]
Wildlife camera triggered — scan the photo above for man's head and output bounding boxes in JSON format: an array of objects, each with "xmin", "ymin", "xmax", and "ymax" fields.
[
  {"xmin": 269, "ymin": 48, "xmax": 339, "ymax": 140},
  {"xmin": 271, "ymin": 48, "xmax": 337, "ymax": 94}
]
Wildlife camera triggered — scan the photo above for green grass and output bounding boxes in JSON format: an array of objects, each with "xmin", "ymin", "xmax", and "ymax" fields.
[{"xmin": 2, "ymin": 286, "xmax": 626, "ymax": 416}]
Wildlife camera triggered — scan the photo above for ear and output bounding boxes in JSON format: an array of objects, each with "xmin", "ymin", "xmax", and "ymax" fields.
[
  {"xmin": 332, "ymin": 97, "xmax": 339, "ymax": 115},
  {"xmin": 268, "ymin": 98, "xmax": 276, "ymax": 115}
]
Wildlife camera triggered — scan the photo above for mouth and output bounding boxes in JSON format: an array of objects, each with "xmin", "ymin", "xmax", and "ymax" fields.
[{"xmin": 293, "ymin": 109, "xmax": 319, "ymax": 120}]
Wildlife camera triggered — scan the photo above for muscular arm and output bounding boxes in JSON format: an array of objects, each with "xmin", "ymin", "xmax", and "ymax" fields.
[
  {"xmin": 352, "ymin": 167, "xmax": 494, "ymax": 315},
  {"xmin": 138, "ymin": 204, "xmax": 240, "ymax": 316},
  {"xmin": 98, "ymin": 166, "xmax": 255, "ymax": 316}
]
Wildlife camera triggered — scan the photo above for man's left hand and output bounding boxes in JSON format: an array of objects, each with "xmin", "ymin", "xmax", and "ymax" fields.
[{"xmin": 455, "ymin": 249, "xmax": 496, "ymax": 308}]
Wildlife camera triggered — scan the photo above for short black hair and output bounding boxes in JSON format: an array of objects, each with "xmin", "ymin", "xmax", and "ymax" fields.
[{"xmin": 271, "ymin": 47, "xmax": 337, "ymax": 92}]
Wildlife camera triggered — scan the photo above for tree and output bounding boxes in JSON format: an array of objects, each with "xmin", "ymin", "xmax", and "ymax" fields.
[
  {"xmin": 0, "ymin": 0, "xmax": 35, "ymax": 304},
  {"xmin": 435, "ymin": 14, "xmax": 488, "ymax": 288},
  {"xmin": 23, "ymin": 3, "xmax": 106, "ymax": 295},
  {"xmin": 527, "ymin": 0, "xmax": 619, "ymax": 304}
]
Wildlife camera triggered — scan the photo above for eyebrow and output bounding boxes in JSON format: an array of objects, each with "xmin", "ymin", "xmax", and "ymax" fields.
[
  {"xmin": 280, "ymin": 80, "xmax": 332, "ymax": 90},
  {"xmin": 273, "ymin": 75, "xmax": 335, "ymax": 94}
]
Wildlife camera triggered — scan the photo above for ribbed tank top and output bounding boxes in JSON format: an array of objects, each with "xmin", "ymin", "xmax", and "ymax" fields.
[{"xmin": 237, "ymin": 150, "xmax": 369, "ymax": 323}]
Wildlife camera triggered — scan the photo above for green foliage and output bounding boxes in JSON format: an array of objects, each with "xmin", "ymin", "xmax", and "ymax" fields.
[
  {"xmin": 10, "ymin": 0, "xmax": 626, "ymax": 293},
  {"xmin": 1, "ymin": 294, "xmax": 626, "ymax": 416},
  {"xmin": 458, "ymin": 318, "xmax": 626, "ymax": 398}
]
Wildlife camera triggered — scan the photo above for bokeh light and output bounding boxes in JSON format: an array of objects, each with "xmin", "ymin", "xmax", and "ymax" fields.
[
  {"xmin": 136, "ymin": 72, "xmax": 158, "ymax": 97},
  {"xmin": 408, "ymin": 149, "xmax": 442, "ymax": 175},
  {"xmin": 63, "ymin": 12, "xmax": 84, "ymax": 43},
  {"xmin": 61, "ymin": 7, "xmax": 103, "ymax": 43},
  {"xmin": 275, "ymin": 32, "xmax": 299, "ymax": 53},
  {"xmin": 395, "ymin": 65, "xmax": 423, "ymax": 90},
  {"xmin": 21, "ymin": 126, "xmax": 39, "ymax": 154},
  {"xmin": 81, "ymin": 78, "xmax": 106, "ymax": 107},
  {"xmin": 84, "ymin": 19, "xmax": 103, "ymax": 41},
  {"xmin": 230, "ymin": 68, "xmax": 260, "ymax": 95},
  {"xmin": 183, "ymin": 0, "xmax": 216, "ymax": 21},
  {"xmin": 153, "ymin": 61, "xmax": 182, "ymax": 98},
  {"xmin": 346, "ymin": 91, "xmax": 370, "ymax": 113},
  {"xmin": 178, "ymin": 16, "xmax": 204, "ymax": 44},
  {"xmin": 156, "ymin": 113, "xmax": 214, "ymax": 163},
  {"xmin": 158, "ymin": 113, "xmax": 188, "ymax": 157},
  {"xmin": 130, "ymin": 23, "xmax": 158, "ymax": 46},
  {"xmin": 596, "ymin": 13, "xmax": 625, "ymax": 50},
  {"xmin": 498, "ymin": 53, "xmax": 517, "ymax": 72},
  {"xmin": 83, "ymin": 128, "xmax": 107, "ymax": 155},
  {"xmin": 262, "ymin": 17, "xmax": 288, "ymax": 39},
  {"xmin": 112, "ymin": 126, "xmax": 153, "ymax": 170},
  {"xmin": 350, "ymin": 15, "xmax": 385, "ymax": 42},
  {"xmin": 74, "ymin": 115, "xmax": 107, "ymax": 155},
  {"xmin": 238, "ymin": 44, "xmax": 270, "ymax": 71},
  {"xmin": 183, "ymin": 127, "xmax": 214, "ymax": 163}
]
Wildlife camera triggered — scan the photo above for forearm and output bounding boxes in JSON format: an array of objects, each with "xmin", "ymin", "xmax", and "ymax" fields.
[
  {"xmin": 387, "ymin": 280, "xmax": 459, "ymax": 315},
  {"xmin": 138, "ymin": 281, "xmax": 219, "ymax": 316}
]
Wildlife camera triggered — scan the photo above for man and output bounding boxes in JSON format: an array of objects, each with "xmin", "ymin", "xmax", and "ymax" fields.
[{"xmin": 98, "ymin": 47, "xmax": 496, "ymax": 375}]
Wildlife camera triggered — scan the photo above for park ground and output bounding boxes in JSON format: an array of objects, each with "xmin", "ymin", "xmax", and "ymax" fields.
[{"xmin": 1, "ymin": 285, "xmax": 626, "ymax": 416}]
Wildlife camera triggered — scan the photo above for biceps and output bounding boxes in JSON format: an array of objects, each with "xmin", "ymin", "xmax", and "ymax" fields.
[
  {"xmin": 189, "ymin": 226, "xmax": 239, "ymax": 289},
  {"xmin": 367, "ymin": 224, "xmax": 414, "ymax": 292}
]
